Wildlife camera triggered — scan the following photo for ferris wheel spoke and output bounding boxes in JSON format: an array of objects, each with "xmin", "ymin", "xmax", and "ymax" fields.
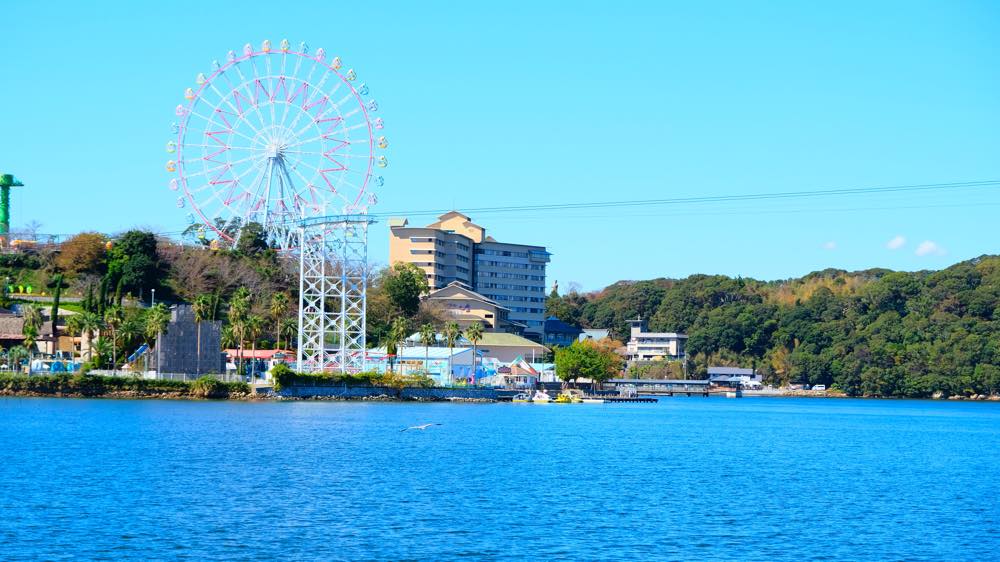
[
  {"xmin": 286, "ymin": 62, "xmax": 337, "ymax": 133},
  {"xmin": 186, "ymin": 108, "xmax": 260, "ymax": 145},
  {"xmin": 308, "ymin": 81, "xmax": 346, "ymax": 126},
  {"xmin": 245, "ymin": 55, "xmax": 272, "ymax": 130},
  {"xmin": 182, "ymin": 153, "xmax": 257, "ymax": 178},
  {"xmin": 286, "ymin": 122, "xmax": 368, "ymax": 150},
  {"xmin": 184, "ymin": 143, "xmax": 256, "ymax": 151},
  {"xmin": 216, "ymin": 71, "xmax": 264, "ymax": 133},
  {"xmin": 230, "ymin": 60, "xmax": 270, "ymax": 134},
  {"xmin": 262, "ymin": 55, "xmax": 279, "ymax": 131},
  {"xmin": 205, "ymin": 80, "xmax": 263, "ymax": 137},
  {"xmin": 284, "ymin": 56, "xmax": 322, "ymax": 126},
  {"xmin": 278, "ymin": 56, "xmax": 306, "ymax": 130}
]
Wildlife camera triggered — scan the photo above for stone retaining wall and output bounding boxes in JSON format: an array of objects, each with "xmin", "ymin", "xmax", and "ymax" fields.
[{"xmin": 279, "ymin": 385, "xmax": 497, "ymax": 401}]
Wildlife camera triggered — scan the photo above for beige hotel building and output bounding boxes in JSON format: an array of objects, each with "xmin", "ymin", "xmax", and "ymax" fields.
[{"xmin": 388, "ymin": 211, "xmax": 551, "ymax": 339}]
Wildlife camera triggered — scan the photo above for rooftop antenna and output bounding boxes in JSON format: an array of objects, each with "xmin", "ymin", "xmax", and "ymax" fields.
[{"xmin": 0, "ymin": 174, "xmax": 24, "ymax": 247}]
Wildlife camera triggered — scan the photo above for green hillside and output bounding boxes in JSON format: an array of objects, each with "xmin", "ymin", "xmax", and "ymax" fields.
[{"xmin": 546, "ymin": 256, "xmax": 1000, "ymax": 397}]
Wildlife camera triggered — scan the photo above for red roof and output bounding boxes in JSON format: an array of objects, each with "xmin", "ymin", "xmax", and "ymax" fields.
[{"xmin": 225, "ymin": 349, "xmax": 294, "ymax": 360}]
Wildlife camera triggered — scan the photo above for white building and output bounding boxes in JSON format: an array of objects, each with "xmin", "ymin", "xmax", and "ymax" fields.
[
  {"xmin": 579, "ymin": 329, "xmax": 610, "ymax": 342},
  {"xmin": 626, "ymin": 318, "xmax": 687, "ymax": 362},
  {"xmin": 368, "ymin": 346, "xmax": 481, "ymax": 386}
]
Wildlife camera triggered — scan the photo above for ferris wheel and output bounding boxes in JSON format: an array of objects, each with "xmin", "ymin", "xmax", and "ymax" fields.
[{"xmin": 166, "ymin": 39, "xmax": 387, "ymax": 247}]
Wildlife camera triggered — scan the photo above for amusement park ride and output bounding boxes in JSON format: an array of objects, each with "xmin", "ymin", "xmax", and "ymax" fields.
[
  {"xmin": 0, "ymin": 173, "xmax": 25, "ymax": 246},
  {"xmin": 167, "ymin": 39, "xmax": 387, "ymax": 373}
]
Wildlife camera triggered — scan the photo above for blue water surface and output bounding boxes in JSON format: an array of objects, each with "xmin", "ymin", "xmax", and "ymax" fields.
[{"xmin": 1, "ymin": 397, "xmax": 999, "ymax": 561}]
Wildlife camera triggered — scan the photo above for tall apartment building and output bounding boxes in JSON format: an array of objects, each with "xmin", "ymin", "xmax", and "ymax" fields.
[{"xmin": 388, "ymin": 211, "xmax": 550, "ymax": 339}]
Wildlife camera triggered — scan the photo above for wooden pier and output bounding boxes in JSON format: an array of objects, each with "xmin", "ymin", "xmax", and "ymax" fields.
[{"xmin": 596, "ymin": 396, "xmax": 658, "ymax": 403}]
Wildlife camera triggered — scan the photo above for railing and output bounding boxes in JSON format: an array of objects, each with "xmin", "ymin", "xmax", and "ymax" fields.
[{"xmin": 88, "ymin": 370, "xmax": 244, "ymax": 383}]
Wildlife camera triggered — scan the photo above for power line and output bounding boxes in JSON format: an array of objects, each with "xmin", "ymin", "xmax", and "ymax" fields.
[
  {"xmin": 40, "ymin": 179, "xmax": 999, "ymax": 239},
  {"xmin": 367, "ymin": 180, "xmax": 1000, "ymax": 219}
]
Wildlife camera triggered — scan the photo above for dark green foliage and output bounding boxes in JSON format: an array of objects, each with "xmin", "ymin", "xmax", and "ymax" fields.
[
  {"xmin": 49, "ymin": 273, "xmax": 65, "ymax": 340},
  {"xmin": 190, "ymin": 375, "xmax": 228, "ymax": 398},
  {"xmin": 0, "ymin": 253, "xmax": 41, "ymax": 269},
  {"xmin": 234, "ymin": 222, "xmax": 269, "ymax": 256},
  {"xmin": 551, "ymin": 256, "xmax": 1000, "ymax": 398},
  {"xmin": 0, "ymin": 373, "xmax": 249, "ymax": 398},
  {"xmin": 555, "ymin": 340, "xmax": 622, "ymax": 385},
  {"xmin": 108, "ymin": 230, "xmax": 162, "ymax": 296},
  {"xmin": 269, "ymin": 364, "xmax": 431, "ymax": 391},
  {"xmin": 382, "ymin": 262, "xmax": 429, "ymax": 317}
]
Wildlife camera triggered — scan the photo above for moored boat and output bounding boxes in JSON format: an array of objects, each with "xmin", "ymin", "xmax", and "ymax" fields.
[{"xmin": 531, "ymin": 390, "xmax": 553, "ymax": 403}]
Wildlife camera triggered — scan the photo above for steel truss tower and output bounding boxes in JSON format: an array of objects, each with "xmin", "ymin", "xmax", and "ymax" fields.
[{"xmin": 297, "ymin": 215, "xmax": 375, "ymax": 373}]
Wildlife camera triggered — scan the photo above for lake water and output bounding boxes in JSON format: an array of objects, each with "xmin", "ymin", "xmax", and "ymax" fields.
[{"xmin": 2, "ymin": 397, "xmax": 999, "ymax": 560}]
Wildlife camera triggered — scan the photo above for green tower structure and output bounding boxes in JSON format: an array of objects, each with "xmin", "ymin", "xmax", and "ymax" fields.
[{"xmin": 0, "ymin": 173, "xmax": 24, "ymax": 245}]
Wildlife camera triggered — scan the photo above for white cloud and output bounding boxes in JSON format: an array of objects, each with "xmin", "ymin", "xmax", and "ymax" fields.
[
  {"xmin": 822, "ymin": 241, "xmax": 837, "ymax": 250},
  {"xmin": 886, "ymin": 235, "xmax": 906, "ymax": 250},
  {"xmin": 915, "ymin": 240, "xmax": 946, "ymax": 257}
]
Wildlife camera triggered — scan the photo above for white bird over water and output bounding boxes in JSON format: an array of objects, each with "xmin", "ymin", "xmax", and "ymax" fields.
[{"xmin": 401, "ymin": 423, "xmax": 442, "ymax": 432}]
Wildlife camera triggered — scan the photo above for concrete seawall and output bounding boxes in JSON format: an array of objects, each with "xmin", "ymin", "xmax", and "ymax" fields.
[{"xmin": 279, "ymin": 385, "xmax": 498, "ymax": 401}]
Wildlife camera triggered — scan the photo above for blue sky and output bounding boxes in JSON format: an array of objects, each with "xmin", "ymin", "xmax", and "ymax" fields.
[{"xmin": 2, "ymin": 1, "xmax": 998, "ymax": 290}]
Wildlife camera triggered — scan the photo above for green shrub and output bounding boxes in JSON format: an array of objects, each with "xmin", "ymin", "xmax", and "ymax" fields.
[{"xmin": 190, "ymin": 375, "xmax": 225, "ymax": 398}]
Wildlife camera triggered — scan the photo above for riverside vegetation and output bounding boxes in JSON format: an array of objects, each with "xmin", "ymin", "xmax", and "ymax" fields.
[
  {"xmin": 545, "ymin": 255, "xmax": 1000, "ymax": 398},
  {"xmin": 6, "ymin": 226, "xmax": 998, "ymax": 399},
  {"xmin": 0, "ymin": 373, "xmax": 250, "ymax": 399}
]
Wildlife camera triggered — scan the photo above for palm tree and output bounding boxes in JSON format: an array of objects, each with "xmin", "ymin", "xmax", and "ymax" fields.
[
  {"xmin": 228, "ymin": 288, "xmax": 251, "ymax": 376},
  {"xmin": 105, "ymin": 306, "xmax": 125, "ymax": 370},
  {"xmin": 92, "ymin": 338, "xmax": 112, "ymax": 369},
  {"xmin": 280, "ymin": 317, "xmax": 298, "ymax": 351},
  {"xmin": 7, "ymin": 346, "xmax": 28, "ymax": 372},
  {"xmin": 384, "ymin": 317, "xmax": 409, "ymax": 374},
  {"xmin": 118, "ymin": 316, "xmax": 142, "ymax": 367},
  {"xmin": 145, "ymin": 304, "xmax": 170, "ymax": 374},
  {"xmin": 192, "ymin": 295, "xmax": 212, "ymax": 373},
  {"xmin": 21, "ymin": 304, "xmax": 42, "ymax": 358},
  {"xmin": 245, "ymin": 315, "xmax": 265, "ymax": 380},
  {"xmin": 269, "ymin": 292, "xmax": 290, "ymax": 349},
  {"xmin": 229, "ymin": 317, "xmax": 248, "ymax": 377},
  {"xmin": 419, "ymin": 323, "xmax": 436, "ymax": 374},
  {"xmin": 465, "ymin": 322, "xmax": 484, "ymax": 384},
  {"xmin": 80, "ymin": 312, "xmax": 104, "ymax": 360},
  {"xmin": 443, "ymin": 322, "xmax": 462, "ymax": 386},
  {"xmin": 220, "ymin": 324, "xmax": 237, "ymax": 349}
]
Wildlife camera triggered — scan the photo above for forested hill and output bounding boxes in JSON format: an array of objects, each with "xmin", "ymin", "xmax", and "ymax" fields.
[{"xmin": 545, "ymin": 256, "xmax": 1000, "ymax": 397}]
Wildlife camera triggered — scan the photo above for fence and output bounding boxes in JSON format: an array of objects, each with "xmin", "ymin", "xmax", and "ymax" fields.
[{"xmin": 88, "ymin": 370, "xmax": 244, "ymax": 383}]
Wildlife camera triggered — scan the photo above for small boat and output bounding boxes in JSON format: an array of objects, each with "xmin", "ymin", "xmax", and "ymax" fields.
[
  {"xmin": 530, "ymin": 390, "xmax": 552, "ymax": 403},
  {"xmin": 725, "ymin": 390, "xmax": 743, "ymax": 398},
  {"xmin": 511, "ymin": 392, "xmax": 531, "ymax": 403},
  {"xmin": 581, "ymin": 397, "xmax": 605, "ymax": 404},
  {"xmin": 556, "ymin": 389, "xmax": 585, "ymax": 403}
]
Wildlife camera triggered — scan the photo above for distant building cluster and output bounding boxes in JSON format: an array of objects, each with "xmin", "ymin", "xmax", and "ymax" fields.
[{"xmin": 389, "ymin": 211, "xmax": 550, "ymax": 340}]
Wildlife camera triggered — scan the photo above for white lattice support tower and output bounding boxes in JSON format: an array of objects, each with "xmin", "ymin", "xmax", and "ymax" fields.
[{"xmin": 297, "ymin": 215, "xmax": 374, "ymax": 373}]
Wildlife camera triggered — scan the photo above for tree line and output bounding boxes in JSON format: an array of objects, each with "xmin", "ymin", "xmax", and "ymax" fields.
[{"xmin": 544, "ymin": 256, "xmax": 1000, "ymax": 398}]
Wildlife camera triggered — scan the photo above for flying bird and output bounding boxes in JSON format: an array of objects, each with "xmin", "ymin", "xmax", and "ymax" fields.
[{"xmin": 401, "ymin": 423, "xmax": 442, "ymax": 432}]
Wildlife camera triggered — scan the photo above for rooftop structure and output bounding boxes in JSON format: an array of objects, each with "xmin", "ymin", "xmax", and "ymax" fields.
[
  {"xmin": 472, "ymin": 332, "xmax": 550, "ymax": 363},
  {"xmin": 579, "ymin": 329, "xmax": 610, "ymax": 342},
  {"xmin": 626, "ymin": 317, "xmax": 687, "ymax": 362},
  {"xmin": 389, "ymin": 211, "xmax": 550, "ymax": 339},
  {"xmin": 542, "ymin": 316, "xmax": 582, "ymax": 348},
  {"xmin": 368, "ymin": 345, "xmax": 480, "ymax": 385},
  {"xmin": 708, "ymin": 366, "xmax": 762, "ymax": 383},
  {"xmin": 423, "ymin": 281, "xmax": 525, "ymax": 334}
]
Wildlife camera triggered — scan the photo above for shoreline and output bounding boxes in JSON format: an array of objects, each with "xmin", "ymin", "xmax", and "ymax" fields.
[{"xmin": 2, "ymin": 388, "xmax": 998, "ymax": 403}]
